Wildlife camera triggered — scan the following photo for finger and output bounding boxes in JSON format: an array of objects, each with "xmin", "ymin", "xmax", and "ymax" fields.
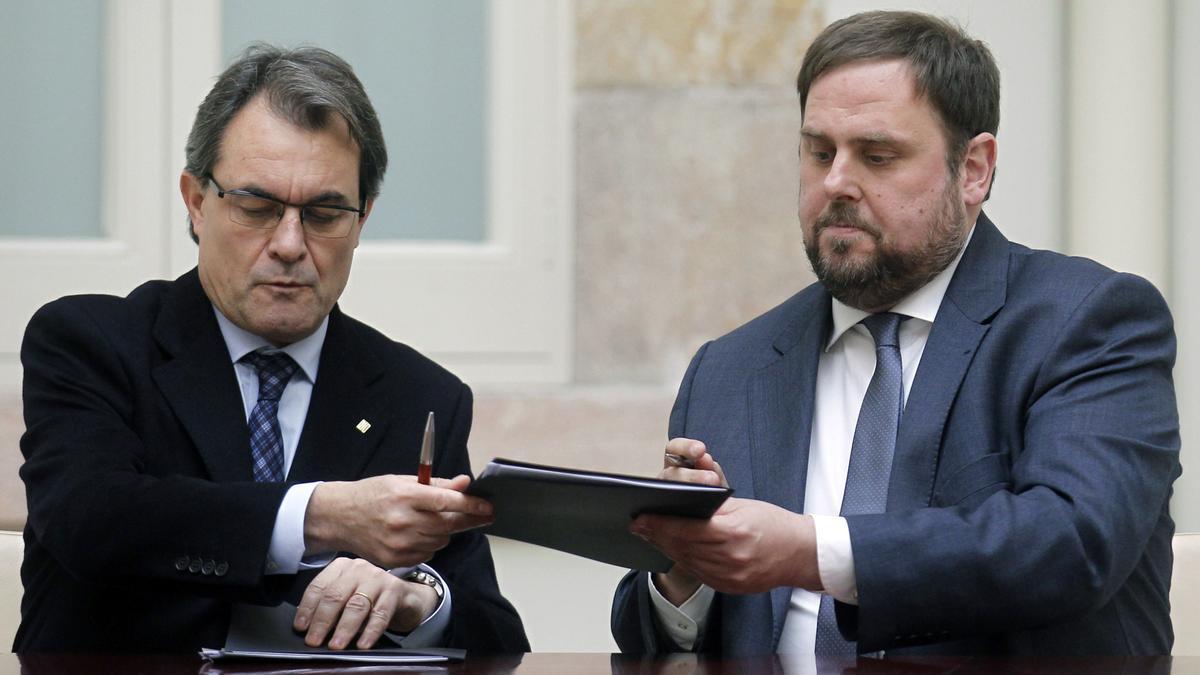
[
  {"xmin": 305, "ymin": 568, "xmax": 365, "ymax": 647},
  {"xmin": 658, "ymin": 466, "xmax": 724, "ymax": 486},
  {"xmin": 708, "ymin": 460, "xmax": 730, "ymax": 488},
  {"xmin": 439, "ymin": 511, "xmax": 494, "ymax": 534},
  {"xmin": 666, "ymin": 437, "xmax": 706, "ymax": 455},
  {"xmin": 294, "ymin": 560, "xmax": 345, "ymax": 632},
  {"xmin": 632, "ymin": 514, "xmax": 724, "ymax": 546},
  {"xmin": 665, "ymin": 438, "xmax": 707, "ymax": 465},
  {"xmin": 416, "ymin": 486, "xmax": 493, "ymax": 517},
  {"xmin": 328, "ymin": 583, "xmax": 379, "ymax": 650},
  {"xmin": 429, "ymin": 474, "xmax": 472, "ymax": 492},
  {"xmin": 357, "ymin": 579, "xmax": 401, "ymax": 649}
]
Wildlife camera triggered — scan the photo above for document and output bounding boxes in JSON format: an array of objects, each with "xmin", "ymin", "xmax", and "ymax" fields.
[
  {"xmin": 201, "ymin": 602, "xmax": 464, "ymax": 664},
  {"xmin": 466, "ymin": 458, "xmax": 732, "ymax": 571}
]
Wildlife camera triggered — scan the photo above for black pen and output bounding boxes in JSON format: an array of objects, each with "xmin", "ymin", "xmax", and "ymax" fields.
[{"xmin": 664, "ymin": 452, "xmax": 696, "ymax": 469}]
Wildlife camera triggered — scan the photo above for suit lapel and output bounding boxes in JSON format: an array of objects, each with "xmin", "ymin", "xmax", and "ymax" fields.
[
  {"xmin": 746, "ymin": 288, "xmax": 832, "ymax": 649},
  {"xmin": 152, "ymin": 269, "xmax": 254, "ymax": 482},
  {"xmin": 887, "ymin": 215, "xmax": 1009, "ymax": 509},
  {"xmin": 287, "ymin": 308, "xmax": 392, "ymax": 483}
]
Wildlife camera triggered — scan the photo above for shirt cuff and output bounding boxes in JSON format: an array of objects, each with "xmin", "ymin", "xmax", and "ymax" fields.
[
  {"xmin": 265, "ymin": 482, "xmax": 322, "ymax": 575},
  {"xmin": 812, "ymin": 514, "xmax": 858, "ymax": 604},
  {"xmin": 384, "ymin": 564, "xmax": 450, "ymax": 647},
  {"xmin": 647, "ymin": 572, "xmax": 715, "ymax": 650}
]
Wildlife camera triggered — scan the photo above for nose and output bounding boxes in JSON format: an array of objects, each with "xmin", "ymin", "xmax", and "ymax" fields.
[
  {"xmin": 267, "ymin": 206, "xmax": 307, "ymax": 262},
  {"xmin": 823, "ymin": 155, "xmax": 863, "ymax": 202}
]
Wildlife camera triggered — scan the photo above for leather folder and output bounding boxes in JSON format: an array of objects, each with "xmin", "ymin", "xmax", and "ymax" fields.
[{"xmin": 467, "ymin": 458, "xmax": 732, "ymax": 572}]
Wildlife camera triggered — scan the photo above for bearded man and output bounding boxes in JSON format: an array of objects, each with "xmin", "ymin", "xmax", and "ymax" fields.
[{"xmin": 611, "ymin": 10, "xmax": 1180, "ymax": 657}]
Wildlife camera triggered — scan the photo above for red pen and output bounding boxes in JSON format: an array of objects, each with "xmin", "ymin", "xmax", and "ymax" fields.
[{"xmin": 418, "ymin": 411, "xmax": 435, "ymax": 484}]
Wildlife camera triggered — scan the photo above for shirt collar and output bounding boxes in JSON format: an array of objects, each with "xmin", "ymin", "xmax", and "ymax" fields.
[
  {"xmin": 825, "ymin": 224, "xmax": 976, "ymax": 351},
  {"xmin": 212, "ymin": 306, "xmax": 327, "ymax": 383}
]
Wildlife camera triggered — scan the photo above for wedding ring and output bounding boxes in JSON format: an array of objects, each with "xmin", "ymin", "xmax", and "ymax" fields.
[{"xmin": 352, "ymin": 591, "xmax": 374, "ymax": 609}]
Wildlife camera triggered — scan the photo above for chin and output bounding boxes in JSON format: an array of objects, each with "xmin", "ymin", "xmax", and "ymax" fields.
[{"xmin": 252, "ymin": 315, "xmax": 321, "ymax": 346}]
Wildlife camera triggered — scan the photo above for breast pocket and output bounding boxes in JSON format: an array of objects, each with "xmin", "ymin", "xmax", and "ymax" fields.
[{"xmin": 933, "ymin": 452, "xmax": 1013, "ymax": 509}]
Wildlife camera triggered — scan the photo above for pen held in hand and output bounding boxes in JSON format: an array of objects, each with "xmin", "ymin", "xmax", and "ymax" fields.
[
  {"xmin": 664, "ymin": 452, "xmax": 696, "ymax": 469},
  {"xmin": 418, "ymin": 411, "xmax": 435, "ymax": 485}
]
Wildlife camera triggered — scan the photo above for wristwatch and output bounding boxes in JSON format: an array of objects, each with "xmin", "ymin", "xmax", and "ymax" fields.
[{"xmin": 403, "ymin": 569, "xmax": 444, "ymax": 600}]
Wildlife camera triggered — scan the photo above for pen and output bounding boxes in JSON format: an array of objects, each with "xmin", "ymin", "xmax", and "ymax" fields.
[
  {"xmin": 664, "ymin": 452, "xmax": 696, "ymax": 469},
  {"xmin": 418, "ymin": 411, "xmax": 435, "ymax": 485}
]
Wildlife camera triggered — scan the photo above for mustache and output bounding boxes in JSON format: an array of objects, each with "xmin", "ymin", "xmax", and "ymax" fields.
[{"xmin": 813, "ymin": 202, "xmax": 881, "ymax": 238}]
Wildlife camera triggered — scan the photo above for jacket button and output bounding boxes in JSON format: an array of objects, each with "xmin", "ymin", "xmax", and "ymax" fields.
[
  {"xmin": 174, "ymin": 556, "xmax": 189, "ymax": 572},
  {"xmin": 201, "ymin": 559, "xmax": 215, "ymax": 575},
  {"xmin": 215, "ymin": 561, "xmax": 229, "ymax": 577},
  {"xmin": 188, "ymin": 558, "xmax": 201, "ymax": 574}
]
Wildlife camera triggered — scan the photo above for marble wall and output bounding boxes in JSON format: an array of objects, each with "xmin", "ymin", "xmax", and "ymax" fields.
[{"xmin": 573, "ymin": 0, "xmax": 821, "ymax": 385}]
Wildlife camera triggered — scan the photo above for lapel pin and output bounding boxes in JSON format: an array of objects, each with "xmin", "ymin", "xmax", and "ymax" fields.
[{"xmin": 356, "ymin": 419, "xmax": 371, "ymax": 434}]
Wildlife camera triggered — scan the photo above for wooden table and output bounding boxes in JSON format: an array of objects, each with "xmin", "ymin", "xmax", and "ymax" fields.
[{"xmin": 2, "ymin": 652, "xmax": 1194, "ymax": 674}]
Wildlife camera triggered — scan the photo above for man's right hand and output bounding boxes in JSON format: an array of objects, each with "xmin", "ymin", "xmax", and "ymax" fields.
[
  {"xmin": 304, "ymin": 474, "xmax": 493, "ymax": 569},
  {"xmin": 653, "ymin": 438, "xmax": 726, "ymax": 606}
]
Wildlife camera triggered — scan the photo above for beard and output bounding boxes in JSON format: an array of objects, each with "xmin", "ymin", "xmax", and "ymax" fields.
[{"xmin": 802, "ymin": 180, "xmax": 969, "ymax": 312}]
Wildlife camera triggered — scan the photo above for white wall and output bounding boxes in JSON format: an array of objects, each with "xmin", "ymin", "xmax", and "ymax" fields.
[{"xmin": 1171, "ymin": 0, "xmax": 1200, "ymax": 533}]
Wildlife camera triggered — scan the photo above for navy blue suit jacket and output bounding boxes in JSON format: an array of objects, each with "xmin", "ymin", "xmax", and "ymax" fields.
[
  {"xmin": 613, "ymin": 215, "xmax": 1180, "ymax": 655},
  {"xmin": 16, "ymin": 269, "xmax": 529, "ymax": 653}
]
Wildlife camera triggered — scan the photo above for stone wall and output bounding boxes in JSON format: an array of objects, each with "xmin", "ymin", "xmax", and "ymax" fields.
[
  {"xmin": 0, "ymin": 0, "xmax": 824, "ymax": 529},
  {"xmin": 574, "ymin": 0, "xmax": 820, "ymax": 384}
]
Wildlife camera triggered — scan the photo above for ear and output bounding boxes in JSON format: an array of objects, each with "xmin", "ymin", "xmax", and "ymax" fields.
[
  {"xmin": 960, "ymin": 132, "xmax": 997, "ymax": 207},
  {"xmin": 180, "ymin": 171, "xmax": 208, "ymax": 237}
]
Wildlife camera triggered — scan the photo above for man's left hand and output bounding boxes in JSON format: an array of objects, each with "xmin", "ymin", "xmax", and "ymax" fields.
[
  {"xmin": 293, "ymin": 557, "xmax": 439, "ymax": 649},
  {"xmin": 631, "ymin": 497, "xmax": 823, "ymax": 595}
]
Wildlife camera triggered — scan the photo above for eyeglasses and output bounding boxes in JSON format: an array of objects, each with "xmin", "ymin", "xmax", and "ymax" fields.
[{"xmin": 206, "ymin": 175, "xmax": 365, "ymax": 239}]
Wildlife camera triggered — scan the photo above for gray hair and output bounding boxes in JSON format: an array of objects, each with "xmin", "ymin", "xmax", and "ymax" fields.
[{"xmin": 184, "ymin": 43, "xmax": 387, "ymax": 241}]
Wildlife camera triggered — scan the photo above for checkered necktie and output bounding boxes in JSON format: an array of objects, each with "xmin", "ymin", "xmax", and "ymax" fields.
[
  {"xmin": 815, "ymin": 312, "xmax": 905, "ymax": 655},
  {"xmin": 241, "ymin": 351, "xmax": 298, "ymax": 483}
]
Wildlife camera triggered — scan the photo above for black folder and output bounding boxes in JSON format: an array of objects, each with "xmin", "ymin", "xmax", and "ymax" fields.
[
  {"xmin": 203, "ymin": 602, "xmax": 466, "ymax": 663},
  {"xmin": 466, "ymin": 458, "xmax": 732, "ymax": 572}
]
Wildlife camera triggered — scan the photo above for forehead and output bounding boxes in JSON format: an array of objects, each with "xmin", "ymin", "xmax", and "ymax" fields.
[
  {"xmin": 215, "ymin": 96, "xmax": 361, "ymax": 193},
  {"xmin": 802, "ymin": 59, "xmax": 945, "ymax": 147}
]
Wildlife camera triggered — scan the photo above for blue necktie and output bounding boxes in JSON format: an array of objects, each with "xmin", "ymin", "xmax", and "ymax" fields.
[
  {"xmin": 242, "ymin": 351, "xmax": 298, "ymax": 483},
  {"xmin": 815, "ymin": 312, "xmax": 904, "ymax": 655}
]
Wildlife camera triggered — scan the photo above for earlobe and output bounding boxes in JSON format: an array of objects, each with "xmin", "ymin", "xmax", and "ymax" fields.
[{"xmin": 961, "ymin": 133, "xmax": 998, "ymax": 206}]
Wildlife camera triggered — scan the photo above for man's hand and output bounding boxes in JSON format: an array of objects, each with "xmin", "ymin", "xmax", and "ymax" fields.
[
  {"xmin": 660, "ymin": 438, "xmax": 728, "ymax": 487},
  {"xmin": 304, "ymin": 474, "xmax": 493, "ymax": 569},
  {"xmin": 634, "ymin": 497, "xmax": 822, "ymax": 596},
  {"xmin": 652, "ymin": 439, "xmax": 728, "ymax": 604},
  {"xmin": 293, "ymin": 557, "xmax": 440, "ymax": 650}
]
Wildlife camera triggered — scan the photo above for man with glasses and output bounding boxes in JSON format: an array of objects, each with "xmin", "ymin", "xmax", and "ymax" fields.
[{"xmin": 15, "ymin": 45, "xmax": 528, "ymax": 653}]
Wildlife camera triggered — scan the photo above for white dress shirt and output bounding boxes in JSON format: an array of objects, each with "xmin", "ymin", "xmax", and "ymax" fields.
[
  {"xmin": 213, "ymin": 308, "xmax": 449, "ymax": 645},
  {"xmin": 650, "ymin": 227, "xmax": 975, "ymax": 652}
]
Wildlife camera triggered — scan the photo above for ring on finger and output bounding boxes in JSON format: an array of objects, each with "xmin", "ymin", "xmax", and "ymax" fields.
[{"xmin": 352, "ymin": 591, "xmax": 374, "ymax": 610}]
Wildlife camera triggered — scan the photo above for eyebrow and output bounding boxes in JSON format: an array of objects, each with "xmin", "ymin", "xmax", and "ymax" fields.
[
  {"xmin": 237, "ymin": 184, "xmax": 353, "ymax": 206},
  {"xmin": 800, "ymin": 128, "xmax": 910, "ymax": 148}
]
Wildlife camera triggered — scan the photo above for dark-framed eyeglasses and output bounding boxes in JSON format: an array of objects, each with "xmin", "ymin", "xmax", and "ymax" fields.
[{"xmin": 206, "ymin": 175, "xmax": 365, "ymax": 239}]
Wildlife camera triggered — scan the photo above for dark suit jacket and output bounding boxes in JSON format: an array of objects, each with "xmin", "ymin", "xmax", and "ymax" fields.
[
  {"xmin": 15, "ymin": 269, "xmax": 529, "ymax": 653},
  {"xmin": 613, "ymin": 215, "xmax": 1180, "ymax": 656}
]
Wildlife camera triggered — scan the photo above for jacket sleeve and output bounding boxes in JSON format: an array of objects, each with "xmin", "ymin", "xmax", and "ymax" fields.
[{"xmin": 19, "ymin": 298, "xmax": 289, "ymax": 598}]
